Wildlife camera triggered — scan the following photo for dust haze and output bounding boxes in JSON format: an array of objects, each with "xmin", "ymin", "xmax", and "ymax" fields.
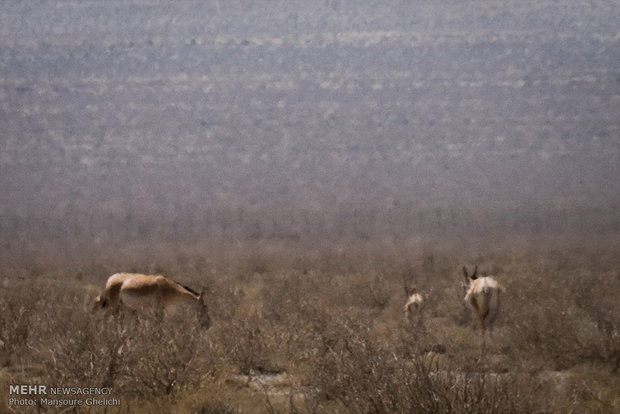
[
  {"xmin": 1, "ymin": 0, "xmax": 619, "ymax": 261},
  {"xmin": 2, "ymin": 3, "xmax": 620, "ymax": 412}
]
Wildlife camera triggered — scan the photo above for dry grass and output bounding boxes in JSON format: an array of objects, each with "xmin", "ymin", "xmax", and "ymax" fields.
[{"xmin": 1, "ymin": 242, "xmax": 619, "ymax": 413}]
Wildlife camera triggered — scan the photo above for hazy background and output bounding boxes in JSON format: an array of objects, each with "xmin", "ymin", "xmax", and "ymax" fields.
[{"xmin": 1, "ymin": 0, "xmax": 619, "ymax": 262}]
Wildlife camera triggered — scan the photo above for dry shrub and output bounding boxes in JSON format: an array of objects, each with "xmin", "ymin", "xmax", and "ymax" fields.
[
  {"xmin": 350, "ymin": 270, "xmax": 394, "ymax": 311},
  {"xmin": 2, "ymin": 245, "xmax": 620, "ymax": 413},
  {"xmin": 119, "ymin": 316, "xmax": 213, "ymax": 397},
  {"xmin": 307, "ymin": 314, "xmax": 536, "ymax": 413},
  {"xmin": 193, "ymin": 398, "xmax": 239, "ymax": 414},
  {"xmin": 0, "ymin": 284, "xmax": 36, "ymax": 361},
  {"xmin": 207, "ymin": 276, "xmax": 284, "ymax": 375},
  {"xmin": 45, "ymin": 314, "xmax": 213, "ymax": 397},
  {"xmin": 216, "ymin": 314, "xmax": 282, "ymax": 375},
  {"xmin": 505, "ymin": 260, "xmax": 620, "ymax": 370},
  {"xmin": 18, "ymin": 278, "xmax": 218, "ymax": 400},
  {"xmin": 44, "ymin": 315, "xmax": 124, "ymax": 387},
  {"xmin": 573, "ymin": 269, "xmax": 620, "ymax": 370},
  {"xmin": 123, "ymin": 388, "xmax": 240, "ymax": 414}
]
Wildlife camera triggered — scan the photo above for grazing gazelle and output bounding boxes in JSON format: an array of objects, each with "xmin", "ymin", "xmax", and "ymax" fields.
[
  {"xmin": 93, "ymin": 273, "xmax": 211, "ymax": 329},
  {"xmin": 462, "ymin": 266, "xmax": 502, "ymax": 332}
]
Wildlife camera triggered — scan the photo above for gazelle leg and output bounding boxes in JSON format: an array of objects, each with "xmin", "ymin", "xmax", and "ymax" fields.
[{"xmin": 478, "ymin": 319, "xmax": 487, "ymax": 361}]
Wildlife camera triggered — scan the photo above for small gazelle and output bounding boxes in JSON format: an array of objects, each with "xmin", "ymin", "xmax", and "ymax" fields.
[{"xmin": 403, "ymin": 278, "xmax": 424, "ymax": 326}]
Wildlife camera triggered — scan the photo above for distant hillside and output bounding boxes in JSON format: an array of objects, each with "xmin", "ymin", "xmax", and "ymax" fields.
[{"xmin": 0, "ymin": 0, "xmax": 618, "ymax": 248}]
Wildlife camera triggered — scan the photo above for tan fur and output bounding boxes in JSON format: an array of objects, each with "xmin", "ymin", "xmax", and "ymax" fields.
[
  {"xmin": 403, "ymin": 292, "xmax": 423, "ymax": 315},
  {"xmin": 93, "ymin": 273, "xmax": 132, "ymax": 313},
  {"xmin": 403, "ymin": 282, "xmax": 424, "ymax": 327},
  {"xmin": 463, "ymin": 266, "xmax": 502, "ymax": 331},
  {"xmin": 93, "ymin": 273, "xmax": 211, "ymax": 329}
]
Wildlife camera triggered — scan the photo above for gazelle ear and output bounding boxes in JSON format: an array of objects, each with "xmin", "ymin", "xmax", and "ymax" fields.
[
  {"xmin": 94, "ymin": 295, "xmax": 107, "ymax": 309},
  {"xmin": 92, "ymin": 296, "xmax": 101, "ymax": 311},
  {"xmin": 199, "ymin": 288, "xmax": 208, "ymax": 304},
  {"xmin": 462, "ymin": 266, "xmax": 469, "ymax": 279},
  {"xmin": 472, "ymin": 265, "xmax": 478, "ymax": 279},
  {"xmin": 402, "ymin": 272, "xmax": 412, "ymax": 296}
]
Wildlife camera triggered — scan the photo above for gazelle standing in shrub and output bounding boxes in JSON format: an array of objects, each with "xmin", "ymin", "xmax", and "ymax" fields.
[
  {"xmin": 403, "ymin": 278, "xmax": 424, "ymax": 328},
  {"xmin": 462, "ymin": 266, "xmax": 502, "ymax": 331},
  {"xmin": 462, "ymin": 266, "xmax": 502, "ymax": 354},
  {"xmin": 93, "ymin": 273, "xmax": 211, "ymax": 329}
]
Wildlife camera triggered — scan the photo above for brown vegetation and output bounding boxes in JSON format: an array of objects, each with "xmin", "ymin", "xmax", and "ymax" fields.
[{"xmin": 1, "ymin": 242, "xmax": 619, "ymax": 413}]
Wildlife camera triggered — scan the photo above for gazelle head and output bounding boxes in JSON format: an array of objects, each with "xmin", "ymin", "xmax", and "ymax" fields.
[
  {"xmin": 403, "ymin": 280, "xmax": 418, "ymax": 297},
  {"xmin": 463, "ymin": 265, "xmax": 479, "ymax": 280},
  {"xmin": 462, "ymin": 265, "xmax": 478, "ymax": 291},
  {"xmin": 92, "ymin": 295, "xmax": 107, "ymax": 312},
  {"xmin": 402, "ymin": 267, "xmax": 418, "ymax": 296}
]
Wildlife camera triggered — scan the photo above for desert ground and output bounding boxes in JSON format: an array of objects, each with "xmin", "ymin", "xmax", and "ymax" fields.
[{"xmin": 1, "ymin": 240, "xmax": 619, "ymax": 413}]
